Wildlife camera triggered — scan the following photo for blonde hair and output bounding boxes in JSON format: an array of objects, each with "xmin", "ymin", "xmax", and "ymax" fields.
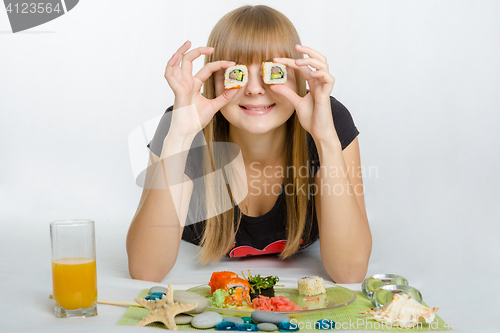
[{"xmin": 197, "ymin": 5, "xmax": 312, "ymax": 263}]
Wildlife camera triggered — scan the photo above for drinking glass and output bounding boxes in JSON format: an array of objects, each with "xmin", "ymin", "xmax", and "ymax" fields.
[{"xmin": 50, "ymin": 220, "xmax": 98, "ymax": 318}]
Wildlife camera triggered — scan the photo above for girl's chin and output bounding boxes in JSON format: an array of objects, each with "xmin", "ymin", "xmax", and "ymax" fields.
[{"xmin": 232, "ymin": 120, "xmax": 284, "ymax": 135}]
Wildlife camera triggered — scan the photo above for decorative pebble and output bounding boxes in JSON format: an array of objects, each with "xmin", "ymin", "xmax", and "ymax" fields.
[
  {"xmin": 236, "ymin": 323, "xmax": 259, "ymax": 331},
  {"xmin": 315, "ymin": 319, "xmax": 335, "ymax": 330},
  {"xmin": 173, "ymin": 291, "xmax": 209, "ymax": 314},
  {"xmin": 257, "ymin": 323, "xmax": 278, "ymax": 331},
  {"xmin": 251, "ymin": 311, "xmax": 290, "ymax": 325},
  {"xmin": 278, "ymin": 322, "xmax": 299, "ymax": 332},
  {"xmin": 224, "ymin": 317, "xmax": 245, "ymax": 325},
  {"xmin": 241, "ymin": 317, "xmax": 254, "ymax": 324},
  {"xmin": 216, "ymin": 321, "xmax": 237, "ymax": 330},
  {"xmin": 145, "ymin": 292, "xmax": 165, "ymax": 301},
  {"xmin": 174, "ymin": 314, "xmax": 193, "ymax": 325},
  {"xmin": 191, "ymin": 311, "xmax": 223, "ymax": 329},
  {"xmin": 149, "ymin": 286, "xmax": 169, "ymax": 294}
]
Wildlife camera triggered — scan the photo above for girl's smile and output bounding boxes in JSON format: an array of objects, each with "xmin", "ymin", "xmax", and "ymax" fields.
[{"xmin": 239, "ymin": 103, "xmax": 275, "ymax": 115}]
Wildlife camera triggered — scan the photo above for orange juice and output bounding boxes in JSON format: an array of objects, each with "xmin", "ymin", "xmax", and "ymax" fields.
[{"xmin": 52, "ymin": 257, "xmax": 97, "ymax": 310}]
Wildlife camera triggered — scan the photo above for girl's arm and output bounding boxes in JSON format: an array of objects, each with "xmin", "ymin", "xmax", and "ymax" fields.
[
  {"xmin": 126, "ymin": 41, "xmax": 238, "ymax": 282},
  {"xmin": 314, "ymin": 136, "xmax": 371, "ymax": 283},
  {"xmin": 126, "ymin": 134, "xmax": 196, "ymax": 282},
  {"xmin": 272, "ymin": 45, "xmax": 371, "ymax": 283}
]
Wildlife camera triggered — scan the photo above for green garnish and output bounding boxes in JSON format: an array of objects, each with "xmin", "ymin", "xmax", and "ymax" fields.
[
  {"xmin": 247, "ymin": 275, "xmax": 279, "ymax": 293},
  {"xmin": 211, "ymin": 289, "xmax": 229, "ymax": 308}
]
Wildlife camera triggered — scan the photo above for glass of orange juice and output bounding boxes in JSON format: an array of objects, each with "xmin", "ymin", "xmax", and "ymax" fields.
[{"xmin": 50, "ymin": 220, "xmax": 98, "ymax": 318}]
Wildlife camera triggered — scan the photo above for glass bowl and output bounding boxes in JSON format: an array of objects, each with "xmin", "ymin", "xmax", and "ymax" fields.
[
  {"xmin": 371, "ymin": 284, "xmax": 422, "ymax": 309},
  {"xmin": 361, "ymin": 274, "xmax": 409, "ymax": 298}
]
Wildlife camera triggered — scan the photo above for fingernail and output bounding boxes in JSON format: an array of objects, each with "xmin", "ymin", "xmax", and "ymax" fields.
[{"xmin": 296, "ymin": 44, "xmax": 302, "ymax": 48}]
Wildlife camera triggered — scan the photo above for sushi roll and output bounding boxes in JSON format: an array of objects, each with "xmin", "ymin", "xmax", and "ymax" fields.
[
  {"xmin": 262, "ymin": 62, "xmax": 287, "ymax": 85},
  {"xmin": 224, "ymin": 65, "xmax": 248, "ymax": 89},
  {"xmin": 222, "ymin": 277, "xmax": 251, "ymax": 306},
  {"xmin": 208, "ymin": 271, "xmax": 251, "ymax": 306},
  {"xmin": 297, "ymin": 276, "xmax": 326, "ymax": 296},
  {"xmin": 247, "ymin": 275, "xmax": 279, "ymax": 300},
  {"xmin": 209, "ymin": 271, "xmax": 238, "ymax": 293}
]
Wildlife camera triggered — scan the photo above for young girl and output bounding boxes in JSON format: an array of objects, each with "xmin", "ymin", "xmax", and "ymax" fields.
[{"xmin": 126, "ymin": 5, "xmax": 371, "ymax": 283}]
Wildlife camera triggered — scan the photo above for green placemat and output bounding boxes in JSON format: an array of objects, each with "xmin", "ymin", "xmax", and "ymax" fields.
[{"xmin": 117, "ymin": 289, "xmax": 452, "ymax": 331}]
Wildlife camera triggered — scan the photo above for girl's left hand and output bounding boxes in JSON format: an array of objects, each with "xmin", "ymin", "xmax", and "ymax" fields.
[{"xmin": 271, "ymin": 44, "xmax": 338, "ymax": 144}]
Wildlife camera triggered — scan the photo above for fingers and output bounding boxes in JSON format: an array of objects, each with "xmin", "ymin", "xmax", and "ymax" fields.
[
  {"xmin": 210, "ymin": 88, "xmax": 239, "ymax": 112},
  {"xmin": 295, "ymin": 44, "xmax": 327, "ymax": 63},
  {"xmin": 273, "ymin": 57, "xmax": 313, "ymax": 81},
  {"xmin": 181, "ymin": 46, "xmax": 215, "ymax": 76},
  {"xmin": 165, "ymin": 41, "xmax": 211, "ymax": 77},
  {"xmin": 165, "ymin": 53, "xmax": 179, "ymax": 89},
  {"xmin": 310, "ymin": 70, "xmax": 335, "ymax": 85},
  {"xmin": 165, "ymin": 41, "xmax": 224, "ymax": 92},
  {"xmin": 172, "ymin": 40, "xmax": 192, "ymax": 67},
  {"xmin": 269, "ymin": 84, "xmax": 302, "ymax": 110},
  {"xmin": 194, "ymin": 60, "xmax": 235, "ymax": 84},
  {"xmin": 165, "ymin": 41, "xmax": 192, "ymax": 89},
  {"xmin": 295, "ymin": 57, "xmax": 328, "ymax": 71}
]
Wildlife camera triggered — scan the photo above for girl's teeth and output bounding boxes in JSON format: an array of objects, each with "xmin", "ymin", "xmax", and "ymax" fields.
[{"xmin": 244, "ymin": 104, "xmax": 274, "ymax": 110}]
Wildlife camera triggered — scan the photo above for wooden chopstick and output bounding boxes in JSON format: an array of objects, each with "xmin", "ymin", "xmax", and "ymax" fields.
[{"xmin": 49, "ymin": 295, "xmax": 141, "ymax": 307}]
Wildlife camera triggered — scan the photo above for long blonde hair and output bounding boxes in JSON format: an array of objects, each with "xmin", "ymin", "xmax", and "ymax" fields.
[{"xmin": 197, "ymin": 5, "xmax": 311, "ymax": 263}]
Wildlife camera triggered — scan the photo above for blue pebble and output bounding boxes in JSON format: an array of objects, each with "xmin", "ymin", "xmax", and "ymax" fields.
[
  {"xmin": 241, "ymin": 317, "xmax": 254, "ymax": 324},
  {"xmin": 236, "ymin": 323, "xmax": 259, "ymax": 331},
  {"xmin": 145, "ymin": 292, "xmax": 165, "ymax": 301},
  {"xmin": 216, "ymin": 321, "xmax": 237, "ymax": 330},
  {"xmin": 278, "ymin": 322, "xmax": 299, "ymax": 332},
  {"xmin": 315, "ymin": 319, "xmax": 335, "ymax": 330}
]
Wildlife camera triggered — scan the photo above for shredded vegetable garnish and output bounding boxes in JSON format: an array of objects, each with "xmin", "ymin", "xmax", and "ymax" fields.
[{"xmin": 247, "ymin": 274, "xmax": 279, "ymax": 293}]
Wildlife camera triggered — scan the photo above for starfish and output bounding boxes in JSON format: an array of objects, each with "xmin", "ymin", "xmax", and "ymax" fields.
[{"xmin": 134, "ymin": 284, "xmax": 198, "ymax": 330}]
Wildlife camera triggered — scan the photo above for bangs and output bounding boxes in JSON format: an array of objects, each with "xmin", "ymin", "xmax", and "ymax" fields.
[{"xmin": 207, "ymin": 5, "xmax": 303, "ymax": 65}]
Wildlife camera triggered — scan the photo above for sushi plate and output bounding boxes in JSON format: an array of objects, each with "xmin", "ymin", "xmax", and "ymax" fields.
[{"xmin": 186, "ymin": 278, "xmax": 356, "ymax": 315}]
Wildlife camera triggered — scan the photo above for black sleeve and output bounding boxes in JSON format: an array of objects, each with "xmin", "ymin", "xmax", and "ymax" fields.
[
  {"xmin": 330, "ymin": 96, "xmax": 359, "ymax": 150},
  {"xmin": 147, "ymin": 106, "xmax": 174, "ymax": 157}
]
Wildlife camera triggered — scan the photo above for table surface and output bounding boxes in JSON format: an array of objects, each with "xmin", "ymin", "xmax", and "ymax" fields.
[{"xmin": 0, "ymin": 222, "xmax": 496, "ymax": 333}]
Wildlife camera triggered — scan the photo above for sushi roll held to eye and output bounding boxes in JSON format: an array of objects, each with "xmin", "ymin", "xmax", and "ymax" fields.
[
  {"xmin": 262, "ymin": 62, "xmax": 287, "ymax": 85},
  {"xmin": 224, "ymin": 65, "xmax": 248, "ymax": 89}
]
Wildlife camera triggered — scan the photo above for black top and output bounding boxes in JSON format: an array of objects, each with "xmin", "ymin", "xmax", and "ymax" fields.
[{"xmin": 148, "ymin": 96, "xmax": 359, "ymax": 258}]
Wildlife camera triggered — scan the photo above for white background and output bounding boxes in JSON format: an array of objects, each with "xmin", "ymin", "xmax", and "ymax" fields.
[{"xmin": 1, "ymin": 0, "xmax": 499, "ymax": 332}]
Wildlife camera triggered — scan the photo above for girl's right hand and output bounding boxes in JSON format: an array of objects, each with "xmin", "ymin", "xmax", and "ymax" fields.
[{"xmin": 164, "ymin": 40, "xmax": 237, "ymax": 137}]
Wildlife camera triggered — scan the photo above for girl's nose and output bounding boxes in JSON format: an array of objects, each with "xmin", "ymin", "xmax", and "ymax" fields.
[{"xmin": 244, "ymin": 66, "xmax": 265, "ymax": 96}]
